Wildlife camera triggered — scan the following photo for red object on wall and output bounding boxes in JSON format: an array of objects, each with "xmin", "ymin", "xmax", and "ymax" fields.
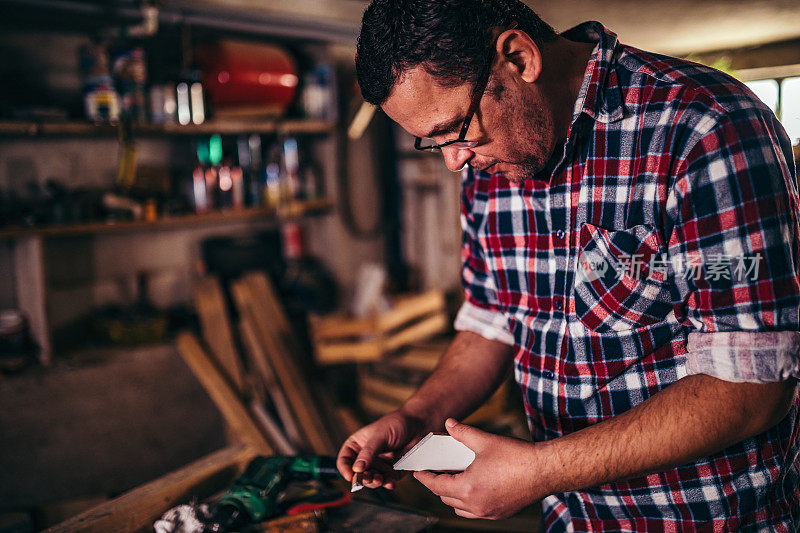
[{"xmin": 195, "ymin": 40, "xmax": 299, "ymax": 116}]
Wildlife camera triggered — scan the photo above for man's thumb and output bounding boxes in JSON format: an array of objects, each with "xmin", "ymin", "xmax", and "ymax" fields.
[
  {"xmin": 353, "ymin": 438, "xmax": 380, "ymax": 473},
  {"xmin": 445, "ymin": 418, "xmax": 483, "ymax": 450}
]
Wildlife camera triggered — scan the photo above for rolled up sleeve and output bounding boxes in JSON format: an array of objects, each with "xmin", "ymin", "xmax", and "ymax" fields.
[
  {"xmin": 454, "ymin": 300, "xmax": 515, "ymax": 346},
  {"xmin": 666, "ymin": 105, "xmax": 800, "ymax": 382},
  {"xmin": 686, "ymin": 331, "xmax": 800, "ymax": 383}
]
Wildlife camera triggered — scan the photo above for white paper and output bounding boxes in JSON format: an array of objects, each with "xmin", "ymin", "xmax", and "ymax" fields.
[{"xmin": 393, "ymin": 432, "xmax": 475, "ymax": 472}]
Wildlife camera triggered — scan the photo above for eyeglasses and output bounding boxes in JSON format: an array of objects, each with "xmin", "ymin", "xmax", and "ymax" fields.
[{"xmin": 413, "ymin": 25, "xmax": 513, "ymax": 152}]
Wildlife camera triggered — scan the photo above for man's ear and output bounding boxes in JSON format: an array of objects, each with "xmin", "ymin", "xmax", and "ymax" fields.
[{"xmin": 496, "ymin": 30, "xmax": 542, "ymax": 84}]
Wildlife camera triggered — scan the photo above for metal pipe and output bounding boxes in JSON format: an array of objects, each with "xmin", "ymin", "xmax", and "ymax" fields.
[{"xmin": 0, "ymin": 0, "xmax": 359, "ymax": 42}]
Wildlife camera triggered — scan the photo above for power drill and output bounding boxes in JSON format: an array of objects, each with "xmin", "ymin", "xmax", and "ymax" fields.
[{"xmin": 205, "ymin": 455, "xmax": 342, "ymax": 531}]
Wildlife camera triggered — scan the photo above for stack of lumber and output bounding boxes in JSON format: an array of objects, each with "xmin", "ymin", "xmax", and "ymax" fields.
[
  {"xmin": 309, "ymin": 291, "xmax": 448, "ymax": 365},
  {"xmin": 189, "ymin": 272, "xmax": 350, "ymax": 457},
  {"xmin": 48, "ymin": 271, "xmax": 357, "ymax": 532}
]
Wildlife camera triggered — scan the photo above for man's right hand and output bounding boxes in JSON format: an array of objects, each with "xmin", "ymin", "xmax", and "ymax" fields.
[{"xmin": 336, "ymin": 408, "xmax": 429, "ymax": 490}]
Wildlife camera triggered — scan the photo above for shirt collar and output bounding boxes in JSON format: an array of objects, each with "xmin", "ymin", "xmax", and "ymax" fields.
[{"xmin": 563, "ymin": 21, "xmax": 625, "ymax": 126}]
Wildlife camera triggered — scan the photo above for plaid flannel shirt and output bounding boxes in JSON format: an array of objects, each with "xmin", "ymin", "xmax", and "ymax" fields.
[{"xmin": 455, "ymin": 22, "xmax": 800, "ymax": 531}]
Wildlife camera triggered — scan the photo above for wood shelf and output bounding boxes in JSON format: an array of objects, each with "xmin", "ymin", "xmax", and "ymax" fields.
[
  {"xmin": 0, "ymin": 119, "xmax": 335, "ymax": 138},
  {"xmin": 0, "ymin": 198, "xmax": 332, "ymax": 240}
]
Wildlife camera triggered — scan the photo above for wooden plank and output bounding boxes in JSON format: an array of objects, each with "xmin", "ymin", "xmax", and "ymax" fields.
[
  {"xmin": 359, "ymin": 371, "xmax": 416, "ymax": 405},
  {"xmin": 309, "ymin": 291, "xmax": 447, "ymax": 365},
  {"xmin": 238, "ymin": 318, "xmax": 305, "ymax": 449},
  {"xmin": 193, "ymin": 276, "xmax": 247, "ymax": 394},
  {"xmin": 249, "ymin": 399, "xmax": 297, "ymax": 456},
  {"xmin": 0, "ymin": 201, "xmax": 332, "ymax": 240},
  {"xmin": 36, "ymin": 497, "xmax": 109, "ymax": 530},
  {"xmin": 377, "ymin": 291, "xmax": 445, "ymax": 332},
  {"xmin": 383, "ymin": 312, "xmax": 448, "ymax": 353},
  {"xmin": 314, "ymin": 339, "xmax": 383, "ymax": 364},
  {"xmin": 0, "ymin": 119, "xmax": 334, "ymax": 138},
  {"xmin": 45, "ymin": 444, "xmax": 255, "ymax": 533},
  {"xmin": 241, "ymin": 273, "xmax": 303, "ymax": 356},
  {"xmin": 14, "ymin": 236, "xmax": 51, "ymax": 364},
  {"xmin": 464, "ymin": 384, "xmax": 508, "ymax": 426},
  {"xmin": 0, "ymin": 120, "xmax": 38, "ymax": 135},
  {"xmin": 359, "ymin": 392, "xmax": 401, "ymax": 418},
  {"xmin": 176, "ymin": 332, "xmax": 273, "ymax": 454},
  {"xmin": 233, "ymin": 277, "xmax": 335, "ymax": 454},
  {"xmin": 308, "ymin": 313, "xmax": 376, "ymax": 340},
  {"xmin": 360, "ymin": 383, "xmax": 507, "ymax": 426},
  {"xmin": 232, "ymin": 275, "xmax": 335, "ymax": 455},
  {"xmin": 162, "ymin": 119, "xmax": 334, "ymax": 136},
  {"xmin": 240, "ymin": 272, "xmax": 347, "ymax": 448},
  {"xmin": 334, "ymin": 407, "xmax": 364, "ymax": 438},
  {"xmin": 309, "ymin": 291, "xmax": 445, "ymax": 341},
  {"xmin": 389, "ymin": 346, "xmax": 444, "ymax": 373}
]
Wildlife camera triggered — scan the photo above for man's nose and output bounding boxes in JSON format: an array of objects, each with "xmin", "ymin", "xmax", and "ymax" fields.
[{"xmin": 441, "ymin": 145, "xmax": 473, "ymax": 172}]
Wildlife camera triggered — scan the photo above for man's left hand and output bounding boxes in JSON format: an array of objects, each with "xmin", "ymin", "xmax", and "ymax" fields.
[{"xmin": 413, "ymin": 418, "xmax": 544, "ymax": 520}]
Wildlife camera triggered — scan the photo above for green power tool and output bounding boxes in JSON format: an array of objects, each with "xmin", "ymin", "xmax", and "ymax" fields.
[{"xmin": 205, "ymin": 455, "xmax": 342, "ymax": 531}]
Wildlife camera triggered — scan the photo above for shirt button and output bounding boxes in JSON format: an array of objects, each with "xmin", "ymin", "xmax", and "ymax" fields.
[
  {"xmin": 554, "ymin": 298, "xmax": 563, "ymax": 311},
  {"xmin": 555, "ymin": 229, "xmax": 565, "ymax": 239},
  {"xmin": 543, "ymin": 370, "xmax": 555, "ymax": 379}
]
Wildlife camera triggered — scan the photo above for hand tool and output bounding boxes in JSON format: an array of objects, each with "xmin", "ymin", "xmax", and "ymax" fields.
[{"xmin": 203, "ymin": 455, "xmax": 341, "ymax": 531}]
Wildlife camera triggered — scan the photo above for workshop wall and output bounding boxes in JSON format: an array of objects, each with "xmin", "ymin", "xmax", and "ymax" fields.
[{"xmin": 0, "ymin": 29, "xmax": 385, "ymax": 347}]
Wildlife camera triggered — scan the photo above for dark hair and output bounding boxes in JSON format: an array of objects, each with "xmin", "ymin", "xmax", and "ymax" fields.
[{"xmin": 356, "ymin": 0, "xmax": 558, "ymax": 105}]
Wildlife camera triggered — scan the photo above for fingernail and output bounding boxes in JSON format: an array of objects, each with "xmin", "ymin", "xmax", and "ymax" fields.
[
  {"xmin": 354, "ymin": 460, "xmax": 365, "ymax": 472},
  {"xmin": 445, "ymin": 418, "xmax": 457, "ymax": 428}
]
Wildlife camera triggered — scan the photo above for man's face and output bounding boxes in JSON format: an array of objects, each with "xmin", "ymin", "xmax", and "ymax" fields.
[{"xmin": 381, "ymin": 65, "xmax": 557, "ymax": 184}]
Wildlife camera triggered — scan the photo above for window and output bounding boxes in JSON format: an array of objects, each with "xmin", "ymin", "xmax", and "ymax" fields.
[
  {"xmin": 780, "ymin": 77, "xmax": 800, "ymax": 145},
  {"xmin": 744, "ymin": 75, "xmax": 800, "ymax": 146},
  {"xmin": 745, "ymin": 79, "xmax": 779, "ymax": 113}
]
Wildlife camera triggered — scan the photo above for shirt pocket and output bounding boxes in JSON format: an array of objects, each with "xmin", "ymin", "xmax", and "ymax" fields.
[{"xmin": 572, "ymin": 223, "xmax": 674, "ymax": 333}]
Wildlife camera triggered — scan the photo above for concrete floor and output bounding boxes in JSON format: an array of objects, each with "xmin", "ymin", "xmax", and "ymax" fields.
[
  {"xmin": 0, "ymin": 343, "xmax": 543, "ymax": 533},
  {"xmin": 0, "ymin": 343, "xmax": 226, "ymax": 512}
]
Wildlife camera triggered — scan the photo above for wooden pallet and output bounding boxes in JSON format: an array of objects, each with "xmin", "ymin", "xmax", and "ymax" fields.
[
  {"xmin": 309, "ymin": 291, "xmax": 448, "ymax": 364},
  {"xmin": 357, "ymin": 340, "xmax": 509, "ymax": 427},
  {"xmin": 359, "ymin": 370, "xmax": 509, "ymax": 427}
]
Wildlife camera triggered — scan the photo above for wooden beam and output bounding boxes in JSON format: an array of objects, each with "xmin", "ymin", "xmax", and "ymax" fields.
[
  {"xmin": 309, "ymin": 290, "xmax": 448, "ymax": 365},
  {"xmin": 249, "ymin": 399, "xmax": 297, "ymax": 456},
  {"xmin": 314, "ymin": 340, "xmax": 383, "ymax": 364},
  {"xmin": 45, "ymin": 444, "xmax": 255, "ymax": 533},
  {"xmin": 383, "ymin": 312, "xmax": 448, "ymax": 353},
  {"xmin": 377, "ymin": 291, "xmax": 445, "ymax": 332},
  {"xmin": 176, "ymin": 332, "xmax": 273, "ymax": 454},
  {"xmin": 193, "ymin": 276, "xmax": 247, "ymax": 394},
  {"xmin": 239, "ymin": 318, "xmax": 305, "ymax": 449},
  {"xmin": 232, "ymin": 275, "xmax": 335, "ymax": 455},
  {"xmin": 241, "ymin": 273, "xmax": 306, "ymax": 358}
]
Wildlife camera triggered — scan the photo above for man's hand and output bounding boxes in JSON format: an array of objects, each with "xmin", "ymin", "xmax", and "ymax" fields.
[
  {"xmin": 336, "ymin": 409, "xmax": 428, "ymax": 489},
  {"xmin": 337, "ymin": 332, "xmax": 514, "ymax": 491},
  {"xmin": 414, "ymin": 418, "xmax": 543, "ymax": 520}
]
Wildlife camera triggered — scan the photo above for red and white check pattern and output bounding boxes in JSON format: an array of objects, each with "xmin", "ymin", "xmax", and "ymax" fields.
[{"xmin": 455, "ymin": 21, "xmax": 800, "ymax": 531}]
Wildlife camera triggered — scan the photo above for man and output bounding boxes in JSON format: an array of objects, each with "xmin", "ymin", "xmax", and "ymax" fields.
[{"xmin": 336, "ymin": 0, "xmax": 800, "ymax": 530}]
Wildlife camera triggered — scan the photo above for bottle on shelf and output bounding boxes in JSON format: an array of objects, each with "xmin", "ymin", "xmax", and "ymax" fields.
[
  {"xmin": 282, "ymin": 137, "xmax": 301, "ymax": 201},
  {"xmin": 80, "ymin": 41, "xmax": 121, "ymax": 124},
  {"xmin": 112, "ymin": 45, "xmax": 148, "ymax": 123},
  {"xmin": 236, "ymin": 134, "xmax": 263, "ymax": 208}
]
